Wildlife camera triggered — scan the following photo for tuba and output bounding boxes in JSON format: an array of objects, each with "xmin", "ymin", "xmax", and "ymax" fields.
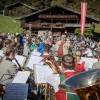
[
  {"xmin": 40, "ymin": 54, "xmax": 62, "ymax": 74},
  {"xmin": 62, "ymin": 69, "xmax": 100, "ymax": 100}
]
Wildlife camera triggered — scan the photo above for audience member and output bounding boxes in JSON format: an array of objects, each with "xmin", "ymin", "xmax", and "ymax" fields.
[
  {"xmin": 55, "ymin": 33, "xmax": 70, "ymax": 57},
  {"xmin": 92, "ymin": 52, "xmax": 100, "ymax": 69}
]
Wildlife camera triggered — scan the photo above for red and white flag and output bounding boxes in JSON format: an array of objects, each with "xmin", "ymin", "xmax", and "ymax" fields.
[{"xmin": 80, "ymin": 2, "xmax": 87, "ymax": 35}]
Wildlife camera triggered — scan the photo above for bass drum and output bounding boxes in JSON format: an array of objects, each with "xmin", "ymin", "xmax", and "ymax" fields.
[{"xmin": 62, "ymin": 69, "xmax": 100, "ymax": 100}]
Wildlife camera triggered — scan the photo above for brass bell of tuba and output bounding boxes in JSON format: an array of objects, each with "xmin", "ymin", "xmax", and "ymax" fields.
[{"xmin": 62, "ymin": 69, "xmax": 100, "ymax": 100}]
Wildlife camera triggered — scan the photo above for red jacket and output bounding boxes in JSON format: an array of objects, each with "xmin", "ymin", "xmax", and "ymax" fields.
[
  {"xmin": 74, "ymin": 61, "xmax": 85, "ymax": 74},
  {"xmin": 55, "ymin": 71, "xmax": 77, "ymax": 100}
]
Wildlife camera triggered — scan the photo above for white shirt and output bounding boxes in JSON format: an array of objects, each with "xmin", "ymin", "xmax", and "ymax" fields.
[
  {"xmin": 80, "ymin": 60, "xmax": 89, "ymax": 71},
  {"xmin": 84, "ymin": 49, "xmax": 93, "ymax": 57},
  {"xmin": 45, "ymin": 70, "xmax": 75, "ymax": 92},
  {"xmin": 45, "ymin": 74, "xmax": 60, "ymax": 92}
]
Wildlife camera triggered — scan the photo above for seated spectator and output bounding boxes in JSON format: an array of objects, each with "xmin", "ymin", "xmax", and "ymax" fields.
[
  {"xmin": 92, "ymin": 52, "xmax": 100, "ymax": 69},
  {"xmin": 30, "ymin": 41, "xmax": 36, "ymax": 52},
  {"xmin": 37, "ymin": 40, "xmax": 44, "ymax": 55},
  {"xmin": 83, "ymin": 46, "xmax": 93, "ymax": 57}
]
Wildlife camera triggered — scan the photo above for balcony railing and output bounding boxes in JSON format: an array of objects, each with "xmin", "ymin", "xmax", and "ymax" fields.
[
  {"xmin": 38, "ymin": 15, "xmax": 78, "ymax": 19},
  {"xmin": 25, "ymin": 23, "xmax": 91, "ymax": 28},
  {"xmin": 65, "ymin": 24, "xmax": 91, "ymax": 27}
]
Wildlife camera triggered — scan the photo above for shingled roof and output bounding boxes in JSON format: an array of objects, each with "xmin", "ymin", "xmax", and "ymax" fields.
[
  {"xmin": 5, "ymin": 2, "xmax": 37, "ymax": 10},
  {"xmin": 17, "ymin": 5, "xmax": 99, "ymax": 23}
]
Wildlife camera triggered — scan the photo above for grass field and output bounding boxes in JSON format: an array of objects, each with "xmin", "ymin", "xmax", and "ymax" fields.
[
  {"xmin": 0, "ymin": 14, "xmax": 24, "ymax": 34},
  {"xmin": 95, "ymin": 23, "xmax": 100, "ymax": 33}
]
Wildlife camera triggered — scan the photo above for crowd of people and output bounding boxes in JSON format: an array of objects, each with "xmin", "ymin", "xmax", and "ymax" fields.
[
  {"xmin": 0, "ymin": 30, "xmax": 100, "ymax": 100},
  {"xmin": 0, "ymin": 31, "xmax": 100, "ymax": 58}
]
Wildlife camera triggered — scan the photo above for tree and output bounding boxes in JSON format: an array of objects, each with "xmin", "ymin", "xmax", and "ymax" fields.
[
  {"xmin": 45, "ymin": 0, "xmax": 52, "ymax": 7},
  {"xmin": 51, "ymin": 0, "xmax": 68, "ymax": 6},
  {"xmin": 31, "ymin": 0, "xmax": 45, "ymax": 9},
  {"xmin": 0, "ymin": 1, "xmax": 4, "ymax": 14},
  {"xmin": 85, "ymin": 28, "xmax": 93, "ymax": 37},
  {"xmin": 75, "ymin": 28, "xmax": 93, "ymax": 37},
  {"xmin": 0, "ymin": 0, "xmax": 100, "ymax": 18},
  {"xmin": 75, "ymin": 28, "xmax": 80, "ymax": 36}
]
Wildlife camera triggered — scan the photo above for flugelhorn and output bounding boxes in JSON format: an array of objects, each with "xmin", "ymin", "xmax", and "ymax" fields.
[{"xmin": 40, "ymin": 54, "xmax": 62, "ymax": 74}]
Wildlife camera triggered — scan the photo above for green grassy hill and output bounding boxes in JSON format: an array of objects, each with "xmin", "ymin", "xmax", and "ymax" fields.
[
  {"xmin": 95, "ymin": 23, "xmax": 100, "ymax": 33},
  {"xmin": 0, "ymin": 14, "xmax": 24, "ymax": 33}
]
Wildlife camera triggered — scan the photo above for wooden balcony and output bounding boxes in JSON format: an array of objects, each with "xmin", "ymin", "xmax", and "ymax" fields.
[
  {"xmin": 25, "ymin": 23, "xmax": 91, "ymax": 28},
  {"xmin": 25, "ymin": 23, "xmax": 66, "ymax": 28},
  {"xmin": 38, "ymin": 15, "xmax": 78, "ymax": 19},
  {"xmin": 65, "ymin": 24, "xmax": 91, "ymax": 27}
]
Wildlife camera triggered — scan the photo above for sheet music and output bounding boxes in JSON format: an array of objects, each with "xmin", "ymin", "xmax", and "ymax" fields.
[
  {"xmin": 81, "ymin": 57, "xmax": 98, "ymax": 69},
  {"xmin": 25, "ymin": 55, "xmax": 44, "ymax": 69},
  {"xmin": 0, "ymin": 50, "xmax": 4, "ymax": 57},
  {"xmin": 34, "ymin": 64, "xmax": 53, "ymax": 83},
  {"xmin": 12, "ymin": 71, "xmax": 30, "ymax": 83},
  {"xmin": 12, "ymin": 55, "xmax": 26, "ymax": 68},
  {"xmin": 31, "ymin": 51, "xmax": 41, "ymax": 56}
]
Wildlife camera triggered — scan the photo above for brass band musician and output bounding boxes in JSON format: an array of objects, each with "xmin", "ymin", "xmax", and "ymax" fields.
[
  {"xmin": 0, "ymin": 48, "xmax": 17, "ymax": 85},
  {"xmin": 74, "ymin": 49, "xmax": 89, "ymax": 74},
  {"xmin": 45, "ymin": 54, "xmax": 80, "ymax": 100}
]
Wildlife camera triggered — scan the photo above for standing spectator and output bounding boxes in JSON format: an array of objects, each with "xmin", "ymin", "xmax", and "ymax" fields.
[
  {"xmin": 55, "ymin": 33, "xmax": 70, "ymax": 56},
  {"xmin": 23, "ymin": 39, "xmax": 30, "ymax": 57},
  {"xmin": 30, "ymin": 41, "xmax": 36, "ymax": 52}
]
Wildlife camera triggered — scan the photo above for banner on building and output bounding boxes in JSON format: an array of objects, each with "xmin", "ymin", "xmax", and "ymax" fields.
[{"xmin": 80, "ymin": 2, "xmax": 87, "ymax": 35}]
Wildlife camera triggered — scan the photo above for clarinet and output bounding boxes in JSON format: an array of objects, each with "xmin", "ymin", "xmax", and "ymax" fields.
[{"xmin": 14, "ymin": 58, "xmax": 23, "ymax": 71}]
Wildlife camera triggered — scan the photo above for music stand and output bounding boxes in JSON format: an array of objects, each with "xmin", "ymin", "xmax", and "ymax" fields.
[
  {"xmin": 0, "ymin": 84, "xmax": 6, "ymax": 100},
  {"xmin": 3, "ymin": 83, "xmax": 28, "ymax": 100}
]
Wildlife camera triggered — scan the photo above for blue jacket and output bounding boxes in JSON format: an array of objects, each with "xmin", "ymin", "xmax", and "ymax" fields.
[{"xmin": 38, "ymin": 43, "xmax": 44, "ymax": 55}]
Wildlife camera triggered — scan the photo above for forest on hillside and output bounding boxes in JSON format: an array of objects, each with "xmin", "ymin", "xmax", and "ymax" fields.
[{"xmin": 0, "ymin": 0, "xmax": 100, "ymax": 19}]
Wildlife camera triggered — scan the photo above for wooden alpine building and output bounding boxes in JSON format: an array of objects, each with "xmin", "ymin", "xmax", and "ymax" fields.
[{"xmin": 18, "ymin": 5, "xmax": 99, "ymax": 35}]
